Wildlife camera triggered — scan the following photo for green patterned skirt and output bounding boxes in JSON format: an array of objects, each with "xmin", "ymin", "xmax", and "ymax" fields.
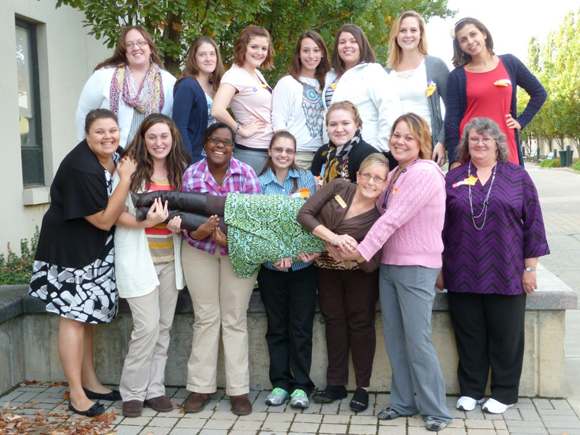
[{"xmin": 225, "ymin": 193, "xmax": 326, "ymax": 278}]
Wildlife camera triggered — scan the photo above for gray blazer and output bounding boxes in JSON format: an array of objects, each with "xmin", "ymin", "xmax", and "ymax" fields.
[{"xmin": 386, "ymin": 55, "xmax": 449, "ymax": 146}]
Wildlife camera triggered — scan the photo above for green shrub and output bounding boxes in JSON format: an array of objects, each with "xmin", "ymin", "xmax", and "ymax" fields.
[
  {"xmin": 539, "ymin": 159, "xmax": 551, "ymax": 167},
  {"xmin": 0, "ymin": 227, "xmax": 39, "ymax": 285},
  {"xmin": 574, "ymin": 160, "xmax": 580, "ymax": 171},
  {"xmin": 539, "ymin": 159, "xmax": 561, "ymax": 168}
]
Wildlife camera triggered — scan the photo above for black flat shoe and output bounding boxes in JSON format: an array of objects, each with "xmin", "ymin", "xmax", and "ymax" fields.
[
  {"xmin": 350, "ymin": 387, "xmax": 369, "ymax": 412},
  {"xmin": 83, "ymin": 387, "xmax": 121, "ymax": 401},
  {"xmin": 68, "ymin": 401, "xmax": 105, "ymax": 417},
  {"xmin": 312, "ymin": 385, "xmax": 348, "ymax": 403}
]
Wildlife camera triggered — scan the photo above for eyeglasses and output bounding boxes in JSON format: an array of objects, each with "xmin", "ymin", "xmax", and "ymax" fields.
[
  {"xmin": 360, "ymin": 173, "xmax": 386, "ymax": 183},
  {"xmin": 207, "ymin": 136, "xmax": 234, "ymax": 147},
  {"xmin": 271, "ymin": 147, "xmax": 295, "ymax": 155},
  {"xmin": 126, "ymin": 40, "xmax": 148, "ymax": 50},
  {"xmin": 468, "ymin": 137, "xmax": 496, "ymax": 146}
]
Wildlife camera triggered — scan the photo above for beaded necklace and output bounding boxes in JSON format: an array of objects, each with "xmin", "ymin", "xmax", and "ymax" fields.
[{"xmin": 468, "ymin": 160, "xmax": 497, "ymax": 231}]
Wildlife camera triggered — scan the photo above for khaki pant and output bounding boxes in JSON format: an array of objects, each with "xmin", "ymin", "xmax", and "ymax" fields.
[
  {"xmin": 120, "ymin": 261, "xmax": 179, "ymax": 402},
  {"xmin": 294, "ymin": 151, "xmax": 316, "ymax": 171},
  {"xmin": 182, "ymin": 242, "xmax": 257, "ymax": 396}
]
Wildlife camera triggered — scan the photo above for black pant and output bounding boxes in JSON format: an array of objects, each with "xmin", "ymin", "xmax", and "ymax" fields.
[
  {"xmin": 447, "ymin": 291, "xmax": 526, "ymax": 404},
  {"xmin": 258, "ymin": 265, "xmax": 318, "ymax": 395}
]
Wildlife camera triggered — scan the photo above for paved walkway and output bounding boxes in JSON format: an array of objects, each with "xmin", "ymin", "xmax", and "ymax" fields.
[{"xmin": 1, "ymin": 164, "xmax": 579, "ymax": 435}]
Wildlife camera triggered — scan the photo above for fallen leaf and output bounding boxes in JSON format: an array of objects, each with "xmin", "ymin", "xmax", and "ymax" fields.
[
  {"xmin": 2, "ymin": 403, "xmax": 9, "ymax": 411},
  {"xmin": 62, "ymin": 391, "xmax": 70, "ymax": 402}
]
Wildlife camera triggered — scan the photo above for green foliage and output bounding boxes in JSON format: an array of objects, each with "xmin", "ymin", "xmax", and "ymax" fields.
[
  {"xmin": 573, "ymin": 160, "xmax": 580, "ymax": 171},
  {"xmin": 539, "ymin": 159, "xmax": 560, "ymax": 168},
  {"xmin": 54, "ymin": 0, "xmax": 454, "ymax": 82},
  {"xmin": 0, "ymin": 227, "xmax": 40, "ymax": 285}
]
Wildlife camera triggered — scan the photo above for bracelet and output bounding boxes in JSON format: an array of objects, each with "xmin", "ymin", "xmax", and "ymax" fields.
[
  {"xmin": 331, "ymin": 234, "xmax": 338, "ymax": 245},
  {"xmin": 524, "ymin": 266, "xmax": 536, "ymax": 272}
]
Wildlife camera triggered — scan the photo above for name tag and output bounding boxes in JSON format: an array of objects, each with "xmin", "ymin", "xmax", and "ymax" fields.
[{"xmin": 335, "ymin": 195, "xmax": 347, "ymax": 208}]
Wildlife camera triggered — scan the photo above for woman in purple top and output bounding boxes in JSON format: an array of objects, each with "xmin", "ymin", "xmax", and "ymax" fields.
[{"xmin": 437, "ymin": 117, "xmax": 549, "ymax": 414}]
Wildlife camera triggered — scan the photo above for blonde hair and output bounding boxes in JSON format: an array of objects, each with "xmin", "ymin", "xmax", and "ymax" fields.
[
  {"xmin": 326, "ymin": 101, "xmax": 363, "ymax": 128},
  {"xmin": 358, "ymin": 153, "xmax": 389, "ymax": 174},
  {"xmin": 388, "ymin": 11, "xmax": 428, "ymax": 69}
]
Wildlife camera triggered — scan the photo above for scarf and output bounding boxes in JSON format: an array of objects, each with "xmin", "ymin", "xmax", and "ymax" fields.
[
  {"xmin": 110, "ymin": 63, "xmax": 164, "ymax": 116},
  {"xmin": 321, "ymin": 128, "xmax": 362, "ymax": 185}
]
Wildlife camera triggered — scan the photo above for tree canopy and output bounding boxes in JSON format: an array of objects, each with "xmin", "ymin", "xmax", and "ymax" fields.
[
  {"xmin": 518, "ymin": 8, "xmax": 580, "ymax": 157},
  {"xmin": 55, "ymin": 0, "xmax": 453, "ymax": 83}
]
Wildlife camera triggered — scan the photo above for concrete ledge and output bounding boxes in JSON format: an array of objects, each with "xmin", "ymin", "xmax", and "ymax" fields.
[{"xmin": 1, "ymin": 267, "xmax": 577, "ymax": 398}]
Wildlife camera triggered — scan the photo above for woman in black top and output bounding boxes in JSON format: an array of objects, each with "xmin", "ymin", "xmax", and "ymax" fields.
[{"xmin": 29, "ymin": 109, "xmax": 137, "ymax": 417}]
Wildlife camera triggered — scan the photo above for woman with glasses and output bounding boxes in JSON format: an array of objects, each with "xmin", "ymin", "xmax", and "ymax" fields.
[
  {"xmin": 438, "ymin": 117, "xmax": 549, "ymax": 414},
  {"xmin": 179, "ymin": 122, "xmax": 261, "ymax": 416},
  {"xmin": 445, "ymin": 18, "xmax": 546, "ymax": 169},
  {"xmin": 76, "ymin": 26, "xmax": 176, "ymax": 148}
]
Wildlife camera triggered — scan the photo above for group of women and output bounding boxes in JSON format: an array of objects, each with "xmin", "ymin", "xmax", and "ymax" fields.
[{"xmin": 29, "ymin": 10, "xmax": 549, "ymax": 433}]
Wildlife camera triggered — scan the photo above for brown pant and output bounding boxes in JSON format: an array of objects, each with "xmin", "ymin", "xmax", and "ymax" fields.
[{"xmin": 317, "ymin": 267, "xmax": 379, "ymax": 388}]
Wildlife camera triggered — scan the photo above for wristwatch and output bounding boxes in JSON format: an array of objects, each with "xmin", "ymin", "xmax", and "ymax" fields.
[{"xmin": 524, "ymin": 267, "xmax": 536, "ymax": 272}]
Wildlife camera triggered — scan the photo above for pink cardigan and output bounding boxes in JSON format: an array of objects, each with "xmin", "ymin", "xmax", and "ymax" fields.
[{"xmin": 357, "ymin": 160, "xmax": 445, "ymax": 269}]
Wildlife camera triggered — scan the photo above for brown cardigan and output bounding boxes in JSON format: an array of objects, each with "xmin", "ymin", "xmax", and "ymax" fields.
[{"xmin": 297, "ymin": 179, "xmax": 381, "ymax": 272}]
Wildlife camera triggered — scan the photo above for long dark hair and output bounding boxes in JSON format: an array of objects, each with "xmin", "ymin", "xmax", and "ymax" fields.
[
  {"xmin": 260, "ymin": 131, "xmax": 304, "ymax": 194},
  {"xmin": 451, "ymin": 17, "xmax": 495, "ymax": 67},
  {"xmin": 122, "ymin": 114, "xmax": 192, "ymax": 193},
  {"xmin": 288, "ymin": 30, "xmax": 330, "ymax": 90},
  {"xmin": 175, "ymin": 36, "xmax": 225, "ymax": 92},
  {"xmin": 331, "ymin": 24, "xmax": 376, "ymax": 75},
  {"xmin": 94, "ymin": 26, "xmax": 165, "ymax": 71}
]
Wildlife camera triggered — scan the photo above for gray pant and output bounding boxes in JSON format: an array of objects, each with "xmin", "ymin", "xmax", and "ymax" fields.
[
  {"xmin": 233, "ymin": 147, "xmax": 269, "ymax": 176},
  {"xmin": 379, "ymin": 264, "xmax": 451, "ymax": 422}
]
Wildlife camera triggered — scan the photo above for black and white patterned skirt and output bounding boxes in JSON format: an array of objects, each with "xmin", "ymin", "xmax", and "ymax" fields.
[{"xmin": 29, "ymin": 235, "xmax": 118, "ymax": 324}]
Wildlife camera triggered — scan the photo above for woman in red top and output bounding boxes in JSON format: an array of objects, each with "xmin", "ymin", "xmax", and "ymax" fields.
[{"xmin": 444, "ymin": 17, "xmax": 546, "ymax": 169}]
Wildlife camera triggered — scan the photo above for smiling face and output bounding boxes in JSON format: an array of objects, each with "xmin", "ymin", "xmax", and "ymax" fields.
[
  {"xmin": 86, "ymin": 118, "xmax": 120, "ymax": 162},
  {"xmin": 327, "ymin": 109, "xmax": 359, "ymax": 147},
  {"xmin": 389, "ymin": 121, "xmax": 421, "ymax": 167},
  {"xmin": 337, "ymin": 31, "xmax": 361, "ymax": 70},
  {"xmin": 467, "ymin": 128, "xmax": 498, "ymax": 166},
  {"xmin": 299, "ymin": 37, "xmax": 322, "ymax": 75},
  {"xmin": 195, "ymin": 42, "xmax": 217, "ymax": 76},
  {"xmin": 125, "ymin": 28, "xmax": 151, "ymax": 70},
  {"xmin": 396, "ymin": 17, "xmax": 421, "ymax": 53},
  {"xmin": 268, "ymin": 137, "xmax": 296, "ymax": 172},
  {"xmin": 356, "ymin": 163, "xmax": 388, "ymax": 200},
  {"xmin": 204, "ymin": 127, "xmax": 234, "ymax": 167},
  {"xmin": 244, "ymin": 36, "xmax": 269, "ymax": 69},
  {"xmin": 144, "ymin": 122, "xmax": 172, "ymax": 164},
  {"xmin": 456, "ymin": 24, "xmax": 488, "ymax": 58}
]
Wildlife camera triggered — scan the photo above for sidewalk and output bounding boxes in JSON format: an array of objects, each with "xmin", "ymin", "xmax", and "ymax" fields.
[{"xmin": 1, "ymin": 164, "xmax": 579, "ymax": 435}]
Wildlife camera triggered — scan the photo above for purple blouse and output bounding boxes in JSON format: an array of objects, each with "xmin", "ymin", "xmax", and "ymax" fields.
[{"xmin": 442, "ymin": 161, "xmax": 549, "ymax": 295}]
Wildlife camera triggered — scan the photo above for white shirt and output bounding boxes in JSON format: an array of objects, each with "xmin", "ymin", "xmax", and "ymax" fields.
[
  {"xmin": 272, "ymin": 75, "xmax": 324, "ymax": 152},
  {"xmin": 389, "ymin": 61, "xmax": 432, "ymax": 131}
]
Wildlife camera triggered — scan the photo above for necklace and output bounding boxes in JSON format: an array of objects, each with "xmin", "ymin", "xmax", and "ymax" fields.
[
  {"xmin": 468, "ymin": 161, "xmax": 497, "ymax": 231},
  {"xmin": 215, "ymin": 163, "xmax": 230, "ymax": 188}
]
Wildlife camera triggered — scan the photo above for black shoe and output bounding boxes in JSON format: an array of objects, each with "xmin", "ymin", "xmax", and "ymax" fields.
[
  {"xmin": 312, "ymin": 385, "xmax": 347, "ymax": 403},
  {"xmin": 83, "ymin": 387, "xmax": 121, "ymax": 402},
  {"xmin": 350, "ymin": 387, "xmax": 369, "ymax": 412},
  {"xmin": 68, "ymin": 401, "xmax": 105, "ymax": 417}
]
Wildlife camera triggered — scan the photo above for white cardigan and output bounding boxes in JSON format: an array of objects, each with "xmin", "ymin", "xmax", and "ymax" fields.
[
  {"xmin": 322, "ymin": 63, "xmax": 401, "ymax": 152},
  {"xmin": 76, "ymin": 67, "xmax": 176, "ymax": 148},
  {"xmin": 112, "ymin": 173, "xmax": 185, "ymax": 299}
]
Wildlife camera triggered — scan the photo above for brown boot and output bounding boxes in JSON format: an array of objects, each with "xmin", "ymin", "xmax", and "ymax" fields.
[
  {"xmin": 230, "ymin": 394, "xmax": 252, "ymax": 416},
  {"xmin": 144, "ymin": 395, "xmax": 173, "ymax": 412},
  {"xmin": 122, "ymin": 400, "xmax": 143, "ymax": 417},
  {"xmin": 183, "ymin": 392, "xmax": 212, "ymax": 413}
]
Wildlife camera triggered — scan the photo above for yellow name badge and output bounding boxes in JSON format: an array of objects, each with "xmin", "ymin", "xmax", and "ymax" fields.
[
  {"xmin": 452, "ymin": 175, "xmax": 478, "ymax": 188},
  {"xmin": 335, "ymin": 194, "xmax": 347, "ymax": 208},
  {"xmin": 298, "ymin": 187, "xmax": 311, "ymax": 199}
]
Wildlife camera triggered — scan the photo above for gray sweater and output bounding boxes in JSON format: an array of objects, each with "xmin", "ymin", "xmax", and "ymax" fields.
[{"xmin": 385, "ymin": 55, "xmax": 449, "ymax": 146}]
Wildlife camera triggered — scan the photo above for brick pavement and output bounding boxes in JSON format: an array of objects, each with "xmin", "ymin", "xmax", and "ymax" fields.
[{"xmin": 2, "ymin": 383, "xmax": 580, "ymax": 434}]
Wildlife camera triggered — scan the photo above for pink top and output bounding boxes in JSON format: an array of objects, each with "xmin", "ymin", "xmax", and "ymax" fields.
[
  {"xmin": 357, "ymin": 159, "xmax": 445, "ymax": 269},
  {"xmin": 221, "ymin": 64, "xmax": 273, "ymax": 149}
]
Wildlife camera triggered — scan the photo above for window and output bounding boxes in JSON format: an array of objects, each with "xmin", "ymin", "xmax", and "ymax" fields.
[{"xmin": 16, "ymin": 19, "xmax": 44, "ymax": 186}]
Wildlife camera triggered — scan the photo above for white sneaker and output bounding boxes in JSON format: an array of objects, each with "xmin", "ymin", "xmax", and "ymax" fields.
[
  {"xmin": 456, "ymin": 396, "xmax": 485, "ymax": 411},
  {"xmin": 482, "ymin": 398, "xmax": 514, "ymax": 414}
]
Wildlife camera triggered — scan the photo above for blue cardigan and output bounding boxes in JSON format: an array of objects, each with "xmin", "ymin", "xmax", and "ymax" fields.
[
  {"xmin": 444, "ymin": 54, "xmax": 547, "ymax": 166},
  {"xmin": 172, "ymin": 77, "xmax": 208, "ymax": 162}
]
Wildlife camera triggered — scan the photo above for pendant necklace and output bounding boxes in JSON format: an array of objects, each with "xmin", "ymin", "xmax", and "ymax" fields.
[{"xmin": 468, "ymin": 161, "xmax": 497, "ymax": 231}]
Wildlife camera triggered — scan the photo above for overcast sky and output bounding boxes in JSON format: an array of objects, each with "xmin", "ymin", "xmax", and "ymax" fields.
[{"xmin": 424, "ymin": 0, "xmax": 578, "ymax": 69}]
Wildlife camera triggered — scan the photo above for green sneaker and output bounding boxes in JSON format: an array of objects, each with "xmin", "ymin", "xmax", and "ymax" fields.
[
  {"xmin": 290, "ymin": 389, "xmax": 309, "ymax": 409},
  {"xmin": 265, "ymin": 388, "xmax": 289, "ymax": 406}
]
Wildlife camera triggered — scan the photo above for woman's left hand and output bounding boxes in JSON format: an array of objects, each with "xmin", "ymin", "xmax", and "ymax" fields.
[
  {"xmin": 212, "ymin": 226, "xmax": 227, "ymax": 247},
  {"xmin": 297, "ymin": 252, "xmax": 321, "ymax": 263},
  {"xmin": 341, "ymin": 248, "xmax": 363, "ymax": 262},
  {"xmin": 166, "ymin": 216, "xmax": 182, "ymax": 233},
  {"xmin": 432, "ymin": 142, "xmax": 447, "ymax": 166},
  {"xmin": 324, "ymin": 242, "xmax": 345, "ymax": 262},
  {"xmin": 522, "ymin": 270, "xmax": 537, "ymax": 294},
  {"xmin": 332, "ymin": 234, "xmax": 358, "ymax": 254},
  {"xmin": 506, "ymin": 114, "xmax": 522, "ymax": 130},
  {"xmin": 273, "ymin": 258, "xmax": 293, "ymax": 271}
]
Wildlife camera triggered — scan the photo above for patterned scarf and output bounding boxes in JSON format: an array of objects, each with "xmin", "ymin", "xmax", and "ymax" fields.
[
  {"xmin": 321, "ymin": 128, "xmax": 362, "ymax": 185},
  {"xmin": 110, "ymin": 63, "xmax": 164, "ymax": 116}
]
